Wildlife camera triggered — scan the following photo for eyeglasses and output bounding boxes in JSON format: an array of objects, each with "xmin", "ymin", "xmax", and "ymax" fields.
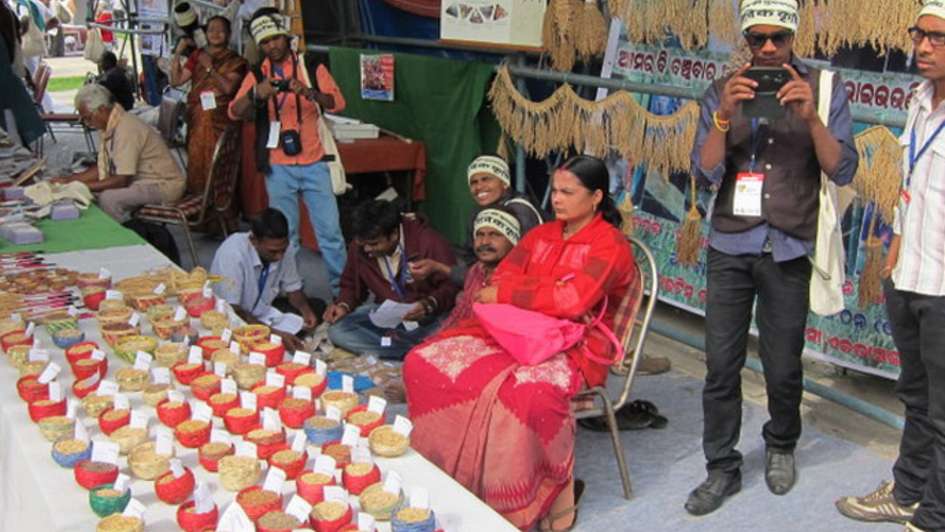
[
  {"xmin": 743, "ymin": 31, "xmax": 794, "ymax": 48},
  {"xmin": 909, "ymin": 26, "xmax": 945, "ymax": 47}
]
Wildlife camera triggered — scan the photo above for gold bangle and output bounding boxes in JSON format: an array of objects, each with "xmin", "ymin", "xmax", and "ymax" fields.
[{"xmin": 712, "ymin": 111, "xmax": 731, "ymax": 132}]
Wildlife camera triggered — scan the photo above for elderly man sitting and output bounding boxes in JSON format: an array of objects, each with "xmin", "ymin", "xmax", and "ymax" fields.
[
  {"xmin": 439, "ymin": 207, "xmax": 521, "ymax": 330},
  {"xmin": 54, "ymin": 84, "xmax": 185, "ymax": 222}
]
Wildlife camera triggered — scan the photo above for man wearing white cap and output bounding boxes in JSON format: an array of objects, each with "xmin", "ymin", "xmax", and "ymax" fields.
[
  {"xmin": 686, "ymin": 0, "xmax": 858, "ymax": 516},
  {"xmin": 408, "ymin": 154, "xmax": 543, "ymax": 285},
  {"xmin": 837, "ymin": 3, "xmax": 945, "ymax": 531},
  {"xmin": 229, "ymin": 10, "xmax": 348, "ymax": 296}
]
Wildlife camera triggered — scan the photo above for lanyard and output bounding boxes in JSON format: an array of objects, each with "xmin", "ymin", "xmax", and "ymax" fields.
[
  {"xmin": 382, "ymin": 246, "xmax": 409, "ymax": 300},
  {"xmin": 268, "ymin": 55, "xmax": 303, "ymax": 129},
  {"xmin": 251, "ymin": 263, "xmax": 270, "ymax": 312},
  {"xmin": 907, "ymin": 117, "xmax": 945, "ymax": 188},
  {"xmin": 748, "ymin": 118, "xmax": 763, "ymax": 173}
]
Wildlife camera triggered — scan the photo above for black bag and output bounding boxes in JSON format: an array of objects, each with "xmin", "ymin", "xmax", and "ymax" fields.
[{"xmin": 122, "ymin": 219, "xmax": 182, "ymax": 266}]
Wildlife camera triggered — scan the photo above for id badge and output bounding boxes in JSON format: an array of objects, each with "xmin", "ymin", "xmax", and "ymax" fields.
[
  {"xmin": 266, "ymin": 121, "xmax": 281, "ymax": 149},
  {"xmin": 199, "ymin": 91, "xmax": 217, "ymax": 111},
  {"xmin": 733, "ymin": 172, "xmax": 764, "ymax": 217}
]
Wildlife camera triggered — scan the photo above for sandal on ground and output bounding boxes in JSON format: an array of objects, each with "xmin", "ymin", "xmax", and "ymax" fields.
[
  {"xmin": 577, "ymin": 400, "xmax": 668, "ymax": 432},
  {"xmin": 538, "ymin": 479, "xmax": 585, "ymax": 532}
]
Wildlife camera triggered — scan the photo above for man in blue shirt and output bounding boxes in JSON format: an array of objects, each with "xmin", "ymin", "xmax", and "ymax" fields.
[{"xmin": 685, "ymin": 0, "xmax": 858, "ymax": 516}]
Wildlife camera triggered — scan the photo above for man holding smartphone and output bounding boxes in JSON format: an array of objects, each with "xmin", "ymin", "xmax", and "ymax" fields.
[
  {"xmin": 837, "ymin": 3, "xmax": 945, "ymax": 531},
  {"xmin": 685, "ymin": 0, "xmax": 859, "ymax": 516}
]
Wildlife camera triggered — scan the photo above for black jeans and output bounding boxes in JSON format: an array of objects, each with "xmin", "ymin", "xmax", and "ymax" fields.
[
  {"xmin": 702, "ymin": 248, "xmax": 811, "ymax": 474},
  {"xmin": 886, "ymin": 279, "xmax": 945, "ymax": 530}
]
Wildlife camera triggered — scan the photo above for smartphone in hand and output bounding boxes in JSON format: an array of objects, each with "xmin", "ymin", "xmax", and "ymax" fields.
[{"xmin": 742, "ymin": 67, "xmax": 790, "ymax": 120}]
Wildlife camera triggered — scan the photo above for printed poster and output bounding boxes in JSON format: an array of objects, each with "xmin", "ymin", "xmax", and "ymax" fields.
[
  {"xmin": 360, "ymin": 54, "xmax": 395, "ymax": 102},
  {"xmin": 441, "ymin": 0, "xmax": 546, "ymax": 48}
]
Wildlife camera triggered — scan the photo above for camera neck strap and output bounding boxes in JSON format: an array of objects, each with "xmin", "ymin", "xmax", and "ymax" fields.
[{"xmin": 267, "ymin": 53, "xmax": 302, "ymax": 128}]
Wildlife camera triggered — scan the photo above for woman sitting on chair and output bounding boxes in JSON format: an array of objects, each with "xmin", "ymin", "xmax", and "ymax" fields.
[{"xmin": 403, "ymin": 155, "xmax": 640, "ymax": 531}]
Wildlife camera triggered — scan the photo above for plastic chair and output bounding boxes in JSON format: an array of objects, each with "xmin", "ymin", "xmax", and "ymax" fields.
[
  {"xmin": 134, "ymin": 126, "xmax": 241, "ymax": 265},
  {"xmin": 34, "ymin": 62, "xmax": 96, "ymax": 154},
  {"xmin": 573, "ymin": 235, "xmax": 659, "ymax": 499}
]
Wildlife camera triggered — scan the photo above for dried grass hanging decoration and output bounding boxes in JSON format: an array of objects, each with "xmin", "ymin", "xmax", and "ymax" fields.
[
  {"xmin": 576, "ymin": 0, "xmax": 608, "ymax": 61},
  {"xmin": 541, "ymin": 0, "xmax": 579, "ymax": 71},
  {"xmin": 618, "ymin": 190, "xmax": 635, "ymax": 237},
  {"xmin": 794, "ymin": 0, "xmax": 817, "ymax": 57},
  {"xmin": 676, "ymin": 174, "xmax": 704, "ymax": 266},
  {"xmin": 858, "ymin": 211, "xmax": 884, "ymax": 308},
  {"xmin": 853, "ymin": 126, "xmax": 901, "ymax": 222},
  {"xmin": 708, "ymin": 0, "xmax": 738, "ymax": 48},
  {"xmin": 496, "ymin": 131, "xmax": 511, "ymax": 163}
]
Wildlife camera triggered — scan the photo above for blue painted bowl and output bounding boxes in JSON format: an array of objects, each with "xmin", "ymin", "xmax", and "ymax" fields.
[
  {"xmin": 303, "ymin": 416, "xmax": 343, "ymax": 445},
  {"xmin": 51, "ymin": 438, "xmax": 92, "ymax": 468},
  {"xmin": 391, "ymin": 507, "xmax": 436, "ymax": 532},
  {"xmin": 52, "ymin": 328, "xmax": 85, "ymax": 349}
]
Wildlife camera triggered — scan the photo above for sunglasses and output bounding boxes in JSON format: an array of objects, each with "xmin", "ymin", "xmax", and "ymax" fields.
[
  {"xmin": 909, "ymin": 26, "xmax": 945, "ymax": 47},
  {"xmin": 743, "ymin": 31, "xmax": 794, "ymax": 48}
]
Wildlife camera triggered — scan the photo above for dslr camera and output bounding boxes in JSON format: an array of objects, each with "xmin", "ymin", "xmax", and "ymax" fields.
[{"xmin": 270, "ymin": 79, "xmax": 292, "ymax": 92}]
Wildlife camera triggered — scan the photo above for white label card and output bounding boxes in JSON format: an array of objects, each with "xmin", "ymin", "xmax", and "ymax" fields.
[
  {"xmin": 99, "ymin": 267, "xmax": 111, "ymax": 279},
  {"xmin": 382, "ymin": 470, "xmax": 402, "ymax": 495},
  {"xmin": 174, "ymin": 306, "xmax": 187, "ymax": 322},
  {"xmin": 351, "ymin": 446, "xmax": 373, "ymax": 466},
  {"xmin": 323, "ymin": 485, "xmax": 347, "ymax": 502},
  {"xmin": 211, "ymin": 429, "xmax": 230, "ymax": 444},
  {"xmin": 221, "ymin": 378, "xmax": 237, "ymax": 395},
  {"xmin": 285, "ymin": 495, "xmax": 312, "ymax": 523},
  {"xmin": 29, "ymin": 348, "xmax": 48, "ymax": 362},
  {"xmin": 91, "ymin": 349, "xmax": 106, "ymax": 361},
  {"xmin": 202, "ymin": 281, "xmax": 213, "ymax": 298},
  {"xmin": 292, "ymin": 386, "xmax": 311, "ymax": 401},
  {"xmin": 221, "ymin": 328, "xmax": 232, "ymax": 343},
  {"xmin": 113, "ymin": 393, "xmax": 129, "ymax": 411},
  {"xmin": 113, "ymin": 473, "xmax": 129, "ymax": 494},
  {"xmin": 315, "ymin": 359, "xmax": 327, "ymax": 376},
  {"xmin": 236, "ymin": 440, "xmax": 257, "ymax": 458},
  {"xmin": 261, "ymin": 408, "xmax": 280, "ymax": 432},
  {"xmin": 266, "ymin": 121, "xmax": 281, "ymax": 149},
  {"xmin": 156, "ymin": 431, "xmax": 173, "ymax": 455},
  {"xmin": 168, "ymin": 390, "xmax": 185, "ymax": 403},
  {"xmin": 134, "ymin": 351, "xmax": 152, "ymax": 371},
  {"xmin": 410, "ymin": 487, "xmax": 430, "ymax": 510},
  {"xmin": 188, "ymin": 346, "xmax": 203, "ymax": 364},
  {"xmin": 292, "ymin": 350, "xmax": 311, "ymax": 366},
  {"xmin": 193, "ymin": 401, "xmax": 213, "ymax": 422},
  {"xmin": 270, "ymin": 333, "xmax": 282, "ymax": 345},
  {"xmin": 249, "ymin": 352, "xmax": 266, "ymax": 366},
  {"xmin": 152, "ymin": 367, "xmax": 170, "ymax": 385},
  {"xmin": 75, "ymin": 420, "xmax": 90, "ymax": 442},
  {"xmin": 214, "ymin": 362, "xmax": 227, "ymax": 377},
  {"xmin": 733, "ymin": 172, "xmax": 765, "ymax": 217},
  {"xmin": 200, "ymin": 91, "xmax": 217, "ymax": 111},
  {"xmin": 367, "ymin": 396, "xmax": 386, "ymax": 415},
  {"xmin": 229, "ymin": 340, "xmax": 241, "ymax": 354},
  {"xmin": 216, "ymin": 299, "xmax": 227, "ymax": 314},
  {"xmin": 314, "ymin": 455, "xmax": 336, "ymax": 475},
  {"xmin": 122, "ymin": 498, "xmax": 146, "ymax": 519},
  {"xmin": 97, "ymin": 379, "xmax": 119, "ymax": 397},
  {"xmin": 326, "ymin": 405, "xmax": 342, "ymax": 422},
  {"xmin": 263, "ymin": 466, "xmax": 286, "ymax": 494},
  {"xmin": 291, "ymin": 430, "xmax": 306, "ymax": 453},
  {"xmin": 37, "ymin": 361, "xmax": 60, "ymax": 383},
  {"xmin": 130, "ymin": 410, "xmax": 148, "ymax": 429},
  {"xmin": 194, "ymin": 482, "xmax": 214, "ymax": 513},
  {"xmin": 66, "ymin": 398, "xmax": 78, "ymax": 419},
  {"xmin": 67, "ymin": 305, "xmax": 79, "ymax": 317},
  {"xmin": 169, "ymin": 458, "xmax": 185, "ymax": 478},
  {"xmin": 24, "ymin": 321, "xmax": 35, "ymax": 337},
  {"xmin": 48, "ymin": 381, "xmax": 62, "ymax": 402},
  {"xmin": 357, "ymin": 513, "xmax": 376, "ymax": 531},
  {"xmin": 393, "ymin": 415, "xmax": 413, "ymax": 437},
  {"xmin": 240, "ymin": 391, "xmax": 257, "ymax": 411},
  {"xmin": 341, "ymin": 424, "xmax": 360, "ymax": 447},
  {"xmin": 153, "ymin": 283, "xmax": 166, "ymax": 295},
  {"xmin": 342, "ymin": 375, "xmax": 354, "ymax": 394},
  {"xmin": 265, "ymin": 372, "xmax": 285, "ymax": 388},
  {"xmin": 380, "ymin": 337, "xmax": 391, "ymax": 347},
  {"xmin": 105, "ymin": 289, "xmax": 122, "ymax": 300},
  {"xmin": 128, "ymin": 312, "xmax": 140, "ymax": 327},
  {"xmin": 92, "ymin": 440, "xmax": 120, "ymax": 465}
]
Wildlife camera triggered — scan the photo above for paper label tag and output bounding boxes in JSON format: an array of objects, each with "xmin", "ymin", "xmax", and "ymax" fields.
[
  {"xmin": 221, "ymin": 378, "xmax": 237, "ymax": 395},
  {"xmin": 67, "ymin": 305, "xmax": 79, "ymax": 317},
  {"xmin": 153, "ymin": 283, "xmax": 166, "ymax": 295},
  {"xmin": 122, "ymin": 498, "xmax": 146, "ymax": 519},
  {"xmin": 37, "ymin": 361, "xmax": 60, "ymax": 383},
  {"xmin": 105, "ymin": 289, "xmax": 122, "ymax": 300},
  {"xmin": 266, "ymin": 372, "xmax": 285, "ymax": 388},
  {"xmin": 113, "ymin": 393, "xmax": 130, "ymax": 411},
  {"xmin": 410, "ymin": 487, "xmax": 430, "ymax": 510},
  {"xmin": 325, "ymin": 406, "xmax": 342, "ymax": 422},
  {"xmin": 240, "ymin": 391, "xmax": 257, "ymax": 411},
  {"xmin": 188, "ymin": 346, "xmax": 203, "ymax": 364},
  {"xmin": 200, "ymin": 91, "xmax": 217, "ymax": 111},
  {"xmin": 323, "ymin": 485, "xmax": 347, "ymax": 502},
  {"xmin": 285, "ymin": 495, "xmax": 312, "ymax": 523},
  {"xmin": 314, "ymin": 455, "xmax": 336, "ymax": 475},
  {"xmin": 221, "ymin": 328, "xmax": 233, "ymax": 343},
  {"xmin": 292, "ymin": 386, "xmax": 311, "ymax": 401},
  {"xmin": 168, "ymin": 390, "xmax": 186, "ymax": 403},
  {"xmin": 97, "ymin": 379, "xmax": 119, "ymax": 396},
  {"xmin": 214, "ymin": 361, "xmax": 227, "ymax": 377},
  {"xmin": 211, "ymin": 429, "xmax": 230, "ymax": 444},
  {"xmin": 229, "ymin": 340, "xmax": 241, "ymax": 354},
  {"xmin": 193, "ymin": 401, "xmax": 213, "ymax": 422},
  {"xmin": 134, "ymin": 351, "xmax": 152, "ymax": 371},
  {"xmin": 99, "ymin": 267, "xmax": 111, "ymax": 280},
  {"xmin": 23, "ymin": 321, "xmax": 35, "ymax": 338},
  {"xmin": 351, "ymin": 446, "xmax": 373, "ymax": 466},
  {"xmin": 215, "ymin": 299, "xmax": 227, "ymax": 314},
  {"xmin": 218, "ymin": 501, "xmax": 253, "ymax": 531},
  {"xmin": 29, "ymin": 347, "xmax": 48, "ymax": 362},
  {"xmin": 194, "ymin": 482, "xmax": 214, "ymax": 513},
  {"xmin": 341, "ymin": 375, "xmax": 354, "ymax": 394},
  {"xmin": 91, "ymin": 349, "xmax": 106, "ymax": 361},
  {"xmin": 130, "ymin": 410, "xmax": 148, "ymax": 429},
  {"xmin": 292, "ymin": 350, "xmax": 311, "ymax": 366},
  {"xmin": 128, "ymin": 312, "xmax": 140, "ymax": 327},
  {"xmin": 383, "ymin": 470, "xmax": 402, "ymax": 495},
  {"xmin": 174, "ymin": 306, "xmax": 187, "ymax": 322},
  {"xmin": 262, "ymin": 408, "xmax": 281, "ymax": 432},
  {"xmin": 269, "ymin": 333, "xmax": 282, "ymax": 345},
  {"xmin": 48, "ymin": 381, "xmax": 62, "ymax": 402},
  {"xmin": 152, "ymin": 367, "xmax": 170, "ymax": 385},
  {"xmin": 263, "ymin": 466, "xmax": 286, "ymax": 493},
  {"xmin": 380, "ymin": 336, "xmax": 392, "ymax": 347},
  {"xmin": 315, "ymin": 359, "xmax": 327, "ymax": 376},
  {"xmin": 248, "ymin": 352, "xmax": 266, "ymax": 366},
  {"xmin": 75, "ymin": 420, "xmax": 90, "ymax": 442},
  {"xmin": 267, "ymin": 121, "xmax": 281, "ymax": 149},
  {"xmin": 169, "ymin": 458, "xmax": 185, "ymax": 478},
  {"xmin": 236, "ymin": 440, "xmax": 257, "ymax": 458},
  {"xmin": 357, "ymin": 513, "xmax": 376, "ymax": 531},
  {"xmin": 733, "ymin": 171, "xmax": 765, "ymax": 217},
  {"xmin": 367, "ymin": 396, "xmax": 387, "ymax": 416},
  {"xmin": 393, "ymin": 415, "xmax": 413, "ymax": 437},
  {"xmin": 291, "ymin": 430, "xmax": 307, "ymax": 453},
  {"xmin": 202, "ymin": 281, "xmax": 213, "ymax": 298},
  {"xmin": 66, "ymin": 398, "xmax": 78, "ymax": 419},
  {"xmin": 113, "ymin": 473, "xmax": 129, "ymax": 494},
  {"xmin": 341, "ymin": 424, "xmax": 360, "ymax": 447},
  {"xmin": 92, "ymin": 440, "xmax": 119, "ymax": 465},
  {"xmin": 156, "ymin": 430, "xmax": 173, "ymax": 455}
]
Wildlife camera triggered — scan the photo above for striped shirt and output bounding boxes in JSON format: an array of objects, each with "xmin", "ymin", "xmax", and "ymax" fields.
[{"xmin": 892, "ymin": 81, "xmax": 945, "ymax": 296}]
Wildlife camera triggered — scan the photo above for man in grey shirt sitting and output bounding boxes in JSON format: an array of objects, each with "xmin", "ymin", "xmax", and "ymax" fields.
[{"xmin": 210, "ymin": 208, "xmax": 324, "ymax": 351}]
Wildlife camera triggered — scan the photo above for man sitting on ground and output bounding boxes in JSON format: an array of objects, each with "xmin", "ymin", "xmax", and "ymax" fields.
[
  {"xmin": 210, "ymin": 208, "xmax": 324, "ymax": 351},
  {"xmin": 97, "ymin": 50, "xmax": 134, "ymax": 111},
  {"xmin": 439, "ymin": 207, "xmax": 520, "ymax": 330},
  {"xmin": 54, "ymin": 83, "xmax": 184, "ymax": 222},
  {"xmin": 323, "ymin": 199, "xmax": 459, "ymax": 359}
]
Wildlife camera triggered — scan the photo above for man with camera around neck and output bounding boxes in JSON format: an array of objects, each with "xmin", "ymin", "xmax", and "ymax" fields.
[
  {"xmin": 685, "ymin": 0, "xmax": 858, "ymax": 516},
  {"xmin": 229, "ymin": 11, "xmax": 347, "ymax": 296}
]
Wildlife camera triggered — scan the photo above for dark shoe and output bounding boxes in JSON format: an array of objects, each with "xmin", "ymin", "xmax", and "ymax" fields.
[
  {"xmin": 765, "ymin": 449, "xmax": 796, "ymax": 495},
  {"xmin": 684, "ymin": 471, "xmax": 741, "ymax": 516},
  {"xmin": 835, "ymin": 480, "xmax": 917, "ymax": 524},
  {"xmin": 577, "ymin": 400, "xmax": 668, "ymax": 432}
]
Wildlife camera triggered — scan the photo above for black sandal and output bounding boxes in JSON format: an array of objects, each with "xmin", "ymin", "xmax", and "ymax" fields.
[
  {"xmin": 577, "ymin": 400, "xmax": 668, "ymax": 432},
  {"xmin": 539, "ymin": 479, "xmax": 585, "ymax": 532}
]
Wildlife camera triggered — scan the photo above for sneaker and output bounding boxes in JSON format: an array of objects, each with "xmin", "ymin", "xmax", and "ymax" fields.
[
  {"xmin": 684, "ymin": 471, "xmax": 741, "ymax": 516},
  {"xmin": 836, "ymin": 480, "xmax": 918, "ymax": 524}
]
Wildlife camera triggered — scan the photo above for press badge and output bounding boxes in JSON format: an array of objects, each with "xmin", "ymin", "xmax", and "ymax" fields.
[
  {"xmin": 266, "ymin": 121, "xmax": 281, "ymax": 149},
  {"xmin": 199, "ymin": 91, "xmax": 217, "ymax": 110},
  {"xmin": 733, "ymin": 172, "xmax": 764, "ymax": 217}
]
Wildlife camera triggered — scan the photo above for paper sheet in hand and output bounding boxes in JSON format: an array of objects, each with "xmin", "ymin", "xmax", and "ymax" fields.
[
  {"xmin": 368, "ymin": 300, "xmax": 415, "ymax": 329},
  {"xmin": 260, "ymin": 307, "xmax": 304, "ymax": 335}
]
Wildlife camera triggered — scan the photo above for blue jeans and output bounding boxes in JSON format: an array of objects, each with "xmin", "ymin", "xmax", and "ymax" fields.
[
  {"xmin": 266, "ymin": 162, "xmax": 347, "ymax": 294},
  {"xmin": 328, "ymin": 304, "xmax": 442, "ymax": 360}
]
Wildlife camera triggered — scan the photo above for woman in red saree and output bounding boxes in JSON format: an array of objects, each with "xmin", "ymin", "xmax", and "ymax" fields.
[
  {"xmin": 404, "ymin": 156, "xmax": 640, "ymax": 530},
  {"xmin": 170, "ymin": 15, "xmax": 246, "ymax": 223}
]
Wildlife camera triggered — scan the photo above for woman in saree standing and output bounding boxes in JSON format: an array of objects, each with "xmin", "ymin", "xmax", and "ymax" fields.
[
  {"xmin": 170, "ymin": 14, "xmax": 246, "ymax": 224},
  {"xmin": 403, "ymin": 155, "xmax": 640, "ymax": 531}
]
